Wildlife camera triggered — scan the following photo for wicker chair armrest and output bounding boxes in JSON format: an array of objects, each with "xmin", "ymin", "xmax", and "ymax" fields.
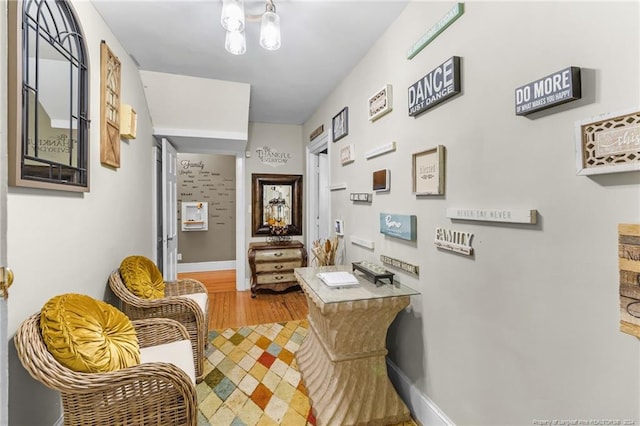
[
  {"xmin": 165, "ymin": 278, "xmax": 207, "ymax": 296},
  {"xmin": 109, "ymin": 271, "xmax": 203, "ymax": 314},
  {"xmin": 14, "ymin": 314, "xmax": 196, "ymax": 399},
  {"xmin": 133, "ymin": 318, "xmax": 190, "ymax": 347},
  {"xmin": 73, "ymin": 362, "xmax": 195, "ymax": 393}
]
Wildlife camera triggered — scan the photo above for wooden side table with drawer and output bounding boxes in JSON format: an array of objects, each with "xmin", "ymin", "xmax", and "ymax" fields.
[{"xmin": 248, "ymin": 241, "xmax": 307, "ymax": 298}]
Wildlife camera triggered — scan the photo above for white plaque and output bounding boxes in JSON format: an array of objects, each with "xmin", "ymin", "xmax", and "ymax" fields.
[{"xmin": 446, "ymin": 208, "xmax": 537, "ymax": 224}]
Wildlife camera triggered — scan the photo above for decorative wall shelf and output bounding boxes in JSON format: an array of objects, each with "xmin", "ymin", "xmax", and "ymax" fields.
[
  {"xmin": 365, "ymin": 141, "xmax": 396, "ymax": 160},
  {"xmin": 350, "ymin": 236, "xmax": 375, "ymax": 249}
]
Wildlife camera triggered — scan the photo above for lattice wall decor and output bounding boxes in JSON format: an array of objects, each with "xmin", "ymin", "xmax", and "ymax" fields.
[
  {"xmin": 575, "ymin": 108, "xmax": 640, "ymax": 175},
  {"xmin": 100, "ymin": 41, "xmax": 121, "ymax": 168}
]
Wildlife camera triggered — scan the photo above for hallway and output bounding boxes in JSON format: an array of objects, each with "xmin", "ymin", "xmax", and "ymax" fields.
[{"xmin": 178, "ymin": 270, "xmax": 308, "ymax": 329}]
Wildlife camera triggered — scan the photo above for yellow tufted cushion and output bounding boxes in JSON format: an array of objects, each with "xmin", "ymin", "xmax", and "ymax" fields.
[
  {"xmin": 40, "ymin": 293, "xmax": 140, "ymax": 373},
  {"xmin": 119, "ymin": 256, "xmax": 165, "ymax": 299}
]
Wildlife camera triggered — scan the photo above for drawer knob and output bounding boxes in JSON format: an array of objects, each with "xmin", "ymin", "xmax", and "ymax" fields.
[
  {"xmin": 275, "ymin": 275, "xmax": 284, "ymax": 280},
  {"xmin": 274, "ymin": 252, "xmax": 283, "ymax": 257},
  {"xmin": 274, "ymin": 265, "xmax": 283, "ymax": 270}
]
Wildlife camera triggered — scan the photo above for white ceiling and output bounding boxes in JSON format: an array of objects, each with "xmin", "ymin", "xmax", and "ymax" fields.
[{"xmin": 91, "ymin": 0, "xmax": 408, "ymax": 125}]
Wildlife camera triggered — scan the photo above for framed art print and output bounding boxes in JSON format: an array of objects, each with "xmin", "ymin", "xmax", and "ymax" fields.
[
  {"xmin": 332, "ymin": 107, "xmax": 349, "ymax": 142},
  {"xmin": 373, "ymin": 169, "xmax": 390, "ymax": 192},
  {"xmin": 340, "ymin": 144, "xmax": 355, "ymax": 165},
  {"xmin": 368, "ymin": 85, "xmax": 393, "ymax": 121},
  {"xmin": 412, "ymin": 145, "xmax": 445, "ymax": 195}
]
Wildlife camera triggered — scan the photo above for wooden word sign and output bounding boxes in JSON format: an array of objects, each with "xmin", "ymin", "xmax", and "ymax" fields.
[
  {"xmin": 619, "ymin": 224, "xmax": 640, "ymax": 337},
  {"xmin": 434, "ymin": 227, "xmax": 473, "ymax": 255}
]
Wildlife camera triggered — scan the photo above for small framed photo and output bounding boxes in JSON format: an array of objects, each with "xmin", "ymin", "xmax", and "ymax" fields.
[
  {"xmin": 368, "ymin": 84, "xmax": 393, "ymax": 121},
  {"xmin": 334, "ymin": 219, "xmax": 344, "ymax": 236},
  {"xmin": 575, "ymin": 108, "xmax": 640, "ymax": 175},
  {"xmin": 372, "ymin": 169, "xmax": 390, "ymax": 192},
  {"xmin": 340, "ymin": 144, "xmax": 355, "ymax": 165},
  {"xmin": 412, "ymin": 145, "xmax": 445, "ymax": 195},
  {"xmin": 332, "ymin": 107, "xmax": 349, "ymax": 142}
]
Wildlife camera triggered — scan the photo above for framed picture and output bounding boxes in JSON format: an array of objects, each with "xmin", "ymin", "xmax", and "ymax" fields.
[
  {"xmin": 373, "ymin": 169, "xmax": 390, "ymax": 192},
  {"xmin": 368, "ymin": 84, "xmax": 393, "ymax": 121},
  {"xmin": 251, "ymin": 173, "xmax": 303, "ymax": 236},
  {"xmin": 575, "ymin": 108, "xmax": 640, "ymax": 175},
  {"xmin": 412, "ymin": 145, "xmax": 445, "ymax": 195},
  {"xmin": 334, "ymin": 219, "xmax": 344, "ymax": 236},
  {"xmin": 340, "ymin": 144, "xmax": 355, "ymax": 165},
  {"xmin": 332, "ymin": 107, "xmax": 349, "ymax": 142}
]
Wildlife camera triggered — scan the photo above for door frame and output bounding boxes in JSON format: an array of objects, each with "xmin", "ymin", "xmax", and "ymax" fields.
[
  {"xmin": 1, "ymin": 0, "xmax": 9, "ymax": 420},
  {"xmin": 305, "ymin": 132, "xmax": 329, "ymax": 248},
  {"xmin": 154, "ymin": 144, "xmax": 247, "ymax": 291},
  {"xmin": 161, "ymin": 138, "xmax": 178, "ymax": 281}
]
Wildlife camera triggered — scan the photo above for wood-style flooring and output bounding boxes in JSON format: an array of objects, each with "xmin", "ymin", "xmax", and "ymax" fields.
[{"xmin": 177, "ymin": 269, "xmax": 308, "ymax": 330}]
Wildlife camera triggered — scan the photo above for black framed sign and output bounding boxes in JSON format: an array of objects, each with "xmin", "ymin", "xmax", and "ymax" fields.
[
  {"xmin": 515, "ymin": 66, "xmax": 581, "ymax": 116},
  {"xmin": 408, "ymin": 56, "xmax": 461, "ymax": 117}
]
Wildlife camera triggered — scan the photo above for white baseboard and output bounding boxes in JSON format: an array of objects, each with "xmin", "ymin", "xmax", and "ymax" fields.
[
  {"xmin": 177, "ymin": 261, "xmax": 236, "ymax": 273},
  {"xmin": 386, "ymin": 358, "xmax": 455, "ymax": 426}
]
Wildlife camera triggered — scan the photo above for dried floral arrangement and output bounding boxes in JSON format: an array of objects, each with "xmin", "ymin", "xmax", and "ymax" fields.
[{"xmin": 311, "ymin": 236, "xmax": 339, "ymax": 266}]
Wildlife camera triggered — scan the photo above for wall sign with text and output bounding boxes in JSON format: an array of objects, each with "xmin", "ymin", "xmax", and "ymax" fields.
[
  {"xmin": 619, "ymin": 224, "xmax": 640, "ymax": 338},
  {"xmin": 379, "ymin": 213, "xmax": 417, "ymax": 241},
  {"xmin": 515, "ymin": 66, "xmax": 581, "ymax": 116},
  {"xmin": 446, "ymin": 208, "xmax": 537, "ymax": 225},
  {"xmin": 407, "ymin": 3, "xmax": 464, "ymax": 60},
  {"xmin": 575, "ymin": 108, "xmax": 640, "ymax": 175},
  {"xmin": 380, "ymin": 255, "xmax": 419, "ymax": 276},
  {"xmin": 434, "ymin": 227, "xmax": 473, "ymax": 256},
  {"xmin": 408, "ymin": 56, "xmax": 461, "ymax": 117}
]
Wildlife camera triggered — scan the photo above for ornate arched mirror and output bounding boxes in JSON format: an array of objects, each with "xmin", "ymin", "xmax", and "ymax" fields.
[{"xmin": 8, "ymin": 0, "xmax": 89, "ymax": 191}]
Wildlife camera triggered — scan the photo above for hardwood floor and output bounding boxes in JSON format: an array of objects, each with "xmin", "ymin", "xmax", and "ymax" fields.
[{"xmin": 178, "ymin": 269, "xmax": 308, "ymax": 330}]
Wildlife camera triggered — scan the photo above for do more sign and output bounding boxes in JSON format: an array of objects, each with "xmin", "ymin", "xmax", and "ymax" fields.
[{"xmin": 515, "ymin": 67, "xmax": 581, "ymax": 116}]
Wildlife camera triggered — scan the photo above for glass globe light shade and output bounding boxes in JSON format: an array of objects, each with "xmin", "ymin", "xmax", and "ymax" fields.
[
  {"xmin": 221, "ymin": 0, "xmax": 245, "ymax": 32},
  {"xmin": 225, "ymin": 30, "xmax": 246, "ymax": 55},
  {"xmin": 259, "ymin": 11, "xmax": 281, "ymax": 50}
]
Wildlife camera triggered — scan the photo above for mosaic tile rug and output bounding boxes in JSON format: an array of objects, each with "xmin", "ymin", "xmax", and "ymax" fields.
[{"xmin": 197, "ymin": 320, "xmax": 417, "ymax": 426}]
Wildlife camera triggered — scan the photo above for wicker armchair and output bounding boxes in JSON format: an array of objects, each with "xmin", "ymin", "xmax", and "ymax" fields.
[
  {"xmin": 14, "ymin": 314, "xmax": 197, "ymax": 426},
  {"xmin": 109, "ymin": 267, "xmax": 209, "ymax": 382}
]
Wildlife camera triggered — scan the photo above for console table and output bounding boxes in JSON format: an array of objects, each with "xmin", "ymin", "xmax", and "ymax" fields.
[
  {"xmin": 248, "ymin": 241, "xmax": 307, "ymax": 298},
  {"xmin": 294, "ymin": 265, "xmax": 419, "ymax": 426}
]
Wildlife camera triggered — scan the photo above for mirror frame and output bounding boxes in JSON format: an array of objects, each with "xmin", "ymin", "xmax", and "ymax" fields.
[
  {"xmin": 251, "ymin": 173, "xmax": 303, "ymax": 237},
  {"xmin": 7, "ymin": 0, "xmax": 90, "ymax": 192}
]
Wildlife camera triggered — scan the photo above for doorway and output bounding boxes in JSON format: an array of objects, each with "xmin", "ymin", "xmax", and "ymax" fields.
[
  {"xmin": 305, "ymin": 133, "xmax": 330, "ymax": 247},
  {"xmin": 154, "ymin": 139, "xmax": 247, "ymax": 291}
]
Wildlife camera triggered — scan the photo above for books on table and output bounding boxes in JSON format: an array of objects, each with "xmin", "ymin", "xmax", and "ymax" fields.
[{"xmin": 316, "ymin": 271, "xmax": 360, "ymax": 287}]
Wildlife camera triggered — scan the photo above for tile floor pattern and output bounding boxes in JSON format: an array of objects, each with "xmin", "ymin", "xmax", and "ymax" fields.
[{"xmin": 197, "ymin": 320, "xmax": 418, "ymax": 426}]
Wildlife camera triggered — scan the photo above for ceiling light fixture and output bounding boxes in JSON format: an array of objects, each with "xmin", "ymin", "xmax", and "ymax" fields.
[{"xmin": 221, "ymin": 0, "xmax": 281, "ymax": 55}]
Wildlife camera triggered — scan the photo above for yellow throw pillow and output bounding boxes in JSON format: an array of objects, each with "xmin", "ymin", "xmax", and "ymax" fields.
[
  {"xmin": 119, "ymin": 255, "xmax": 165, "ymax": 299},
  {"xmin": 40, "ymin": 293, "xmax": 140, "ymax": 373}
]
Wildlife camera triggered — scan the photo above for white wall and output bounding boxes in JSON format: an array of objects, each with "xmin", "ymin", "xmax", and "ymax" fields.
[
  {"xmin": 303, "ymin": 2, "xmax": 640, "ymax": 424},
  {"xmin": 6, "ymin": 1, "xmax": 156, "ymax": 424},
  {"xmin": 140, "ymin": 70, "xmax": 250, "ymax": 142},
  {"xmin": 244, "ymin": 122, "xmax": 304, "ymax": 283}
]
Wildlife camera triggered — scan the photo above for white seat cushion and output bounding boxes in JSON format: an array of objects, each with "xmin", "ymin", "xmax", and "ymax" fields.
[
  {"xmin": 140, "ymin": 339, "xmax": 196, "ymax": 384},
  {"xmin": 181, "ymin": 292, "xmax": 208, "ymax": 315}
]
